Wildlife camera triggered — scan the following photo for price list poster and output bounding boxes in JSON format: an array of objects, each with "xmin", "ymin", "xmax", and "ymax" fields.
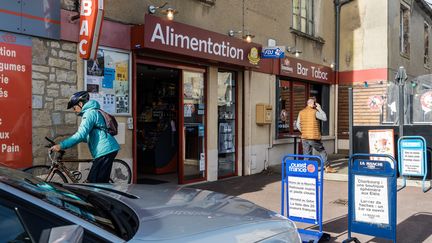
[{"xmin": 0, "ymin": 32, "xmax": 32, "ymax": 168}]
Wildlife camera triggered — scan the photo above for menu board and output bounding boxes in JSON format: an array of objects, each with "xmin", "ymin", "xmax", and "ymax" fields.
[
  {"xmin": 0, "ymin": 32, "xmax": 32, "ymax": 168},
  {"xmin": 84, "ymin": 47, "xmax": 131, "ymax": 115}
]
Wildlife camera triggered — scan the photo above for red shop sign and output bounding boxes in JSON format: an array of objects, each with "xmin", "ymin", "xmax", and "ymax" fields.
[
  {"xmin": 79, "ymin": 0, "xmax": 104, "ymax": 60},
  {"xmin": 280, "ymin": 57, "xmax": 334, "ymax": 84},
  {"xmin": 142, "ymin": 14, "xmax": 261, "ymax": 68},
  {"xmin": 0, "ymin": 32, "xmax": 32, "ymax": 169}
]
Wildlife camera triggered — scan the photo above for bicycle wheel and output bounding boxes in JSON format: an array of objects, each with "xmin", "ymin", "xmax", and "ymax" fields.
[
  {"xmin": 23, "ymin": 165, "xmax": 68, "ymax": 183},
  {"xmin": 110, "ymin": 159, "xmax": 131, "ymax": 184}
]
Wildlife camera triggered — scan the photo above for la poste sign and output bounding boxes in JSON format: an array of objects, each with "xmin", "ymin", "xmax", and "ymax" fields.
[{"xmin": 79, "ymin": 0, "xmax": 104, "ymax": 60}]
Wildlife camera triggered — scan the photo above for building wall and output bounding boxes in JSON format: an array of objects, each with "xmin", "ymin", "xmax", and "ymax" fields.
[
  {"xmin": 29, "ymin": 0, "xmax": 336, "ymax": 178},
  {"xmin": 388, "ymin": 0, "xmax": 432, "ymax": 80}
]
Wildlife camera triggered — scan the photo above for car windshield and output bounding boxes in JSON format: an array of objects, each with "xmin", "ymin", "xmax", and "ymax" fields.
[{"xmin": 0, "ymin": 167, "xmax": 118, "ymax": 235}]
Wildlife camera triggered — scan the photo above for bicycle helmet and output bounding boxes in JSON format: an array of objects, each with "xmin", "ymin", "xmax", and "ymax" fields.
[{"xmin": 67, "ymin": 91, "xmax": 90, "ymax": 109}]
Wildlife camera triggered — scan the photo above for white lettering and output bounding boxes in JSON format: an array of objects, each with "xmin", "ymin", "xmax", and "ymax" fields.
[
  {"xmin": 2, "ymin": 143, "xmax": 19, "ymax": 153},
  {"xmin": 0, "ymin": 47, "xmax": 16, "ymax": 57},
  {"xmin": 174, "ymin": 34, "xmax": 189, "ymax": 48},
  {"xmin": 80, "ymin": 0, "xmax": 93, "ymax": 16},
  {"xmin": 190, "ymin": 38, "xmax": 199, "ymax": 51},
  {"xmin": 79, "ymin": 20, "xmax": 89, "ymax": 36},
  {"xmin": 297, "ymin": 63, "xmax": 308, "ymax": 76},
  {"xmin": 151, "ymin": 23, "xmax": 165, "ymax": 44},
  {"xmin": 0, "ymin": 74, "xmax": 9, "ymax": 84},
  {"xmin": 311, "ymin": 67, "xmax": 328, "ymax": 80},
  {"xmin": 79, "ymin": 39, "xmax": 88, "ymax": 55},
  {"xmin": 0, "ymin": 132, "xmax": 9, "ymax": 139},
  {"xmin": 149, "ymin": 23, "xmax": 246, "ymax": 61}
]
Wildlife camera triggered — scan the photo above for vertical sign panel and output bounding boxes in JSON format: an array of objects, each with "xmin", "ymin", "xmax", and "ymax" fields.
[{"xmin": 0, "ymin": 32, "xmax": 32, "ymax": 168}]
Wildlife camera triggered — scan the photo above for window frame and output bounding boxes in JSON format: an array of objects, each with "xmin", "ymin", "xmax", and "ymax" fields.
[
  {"xmin": 292, "ymin": 0, "xmax": 314, "ymax": 36},
  {"xmin": 400, "ymin": 3, "xmax": 410, "ymax": 57},
  {"xmin": 276, "ymin": 78, "xmax": 329, "ymax": 139}
]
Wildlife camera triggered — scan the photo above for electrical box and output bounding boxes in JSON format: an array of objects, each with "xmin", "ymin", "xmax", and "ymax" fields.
[{"xmin": 256, "ymin": 104, "xmax": 272, "ymax": 125}]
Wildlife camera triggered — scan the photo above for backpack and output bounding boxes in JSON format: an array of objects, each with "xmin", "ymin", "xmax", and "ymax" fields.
[{"xmin": 97, "ymin": 109, "xmax": 118, "ymax": 136}]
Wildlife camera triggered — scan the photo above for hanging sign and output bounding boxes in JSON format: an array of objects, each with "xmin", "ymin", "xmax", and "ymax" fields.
[
  {"xmin": 79, "ymin": 0, "xmax": 104, "ymax": 60},
  {"xmin": 0, "ymin": 32, "xmax": 32, "ymax": 168}
]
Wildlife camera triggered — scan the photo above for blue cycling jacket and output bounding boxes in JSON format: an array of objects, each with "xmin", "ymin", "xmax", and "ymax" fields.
[{"xmin": 60, "ymin": 100, "xmax": 120, "ymax": 158}]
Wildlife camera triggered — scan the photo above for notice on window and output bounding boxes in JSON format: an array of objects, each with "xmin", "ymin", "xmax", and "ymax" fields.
[
  {"xmin": 401, "ymin": 149, "xmax": 423, "ymax": 175},
  {"xmin": 354, "ymin": 175, "xmax": 389, "ymax": 225},
  {"xmin": 288, "ymin": 176, "xmax": 317, "ymax": 220},
  {"xmin": 0, "ymin": 32, "xmax": 32, "ymax": 168}
]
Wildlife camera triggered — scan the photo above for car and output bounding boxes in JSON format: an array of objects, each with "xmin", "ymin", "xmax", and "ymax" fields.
[{"xmin": 0, "ymin": 166, "xmax": 301, "ymax": 243}]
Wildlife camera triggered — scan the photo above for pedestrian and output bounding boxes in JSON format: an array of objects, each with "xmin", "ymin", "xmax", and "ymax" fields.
[
  {"xmin": 50, "ymin": 91, "xmax": 120, "ymax": 182},
  {"xmin": 296, "ymin": 98, "xmax": 337, "ymax": 173}
]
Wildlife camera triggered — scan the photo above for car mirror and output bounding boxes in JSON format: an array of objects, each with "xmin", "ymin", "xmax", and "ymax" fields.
[{"xmin": 38, "ymin": 225, "xmax": 83, "ymax": 243}]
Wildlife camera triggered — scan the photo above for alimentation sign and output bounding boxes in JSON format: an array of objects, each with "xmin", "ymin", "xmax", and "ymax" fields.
[
  {"xmin": 0, "ymin": 32, "xmax": 32, "ymax": 168},
  {"xmin": 143, "ymin": 14, "xmax": 261, "ymax": 67}
]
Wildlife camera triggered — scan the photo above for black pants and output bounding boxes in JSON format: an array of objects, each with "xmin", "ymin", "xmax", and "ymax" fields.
[{"xmin": 87, "ymin": 151, "xmax": 118, "ymax": 183}]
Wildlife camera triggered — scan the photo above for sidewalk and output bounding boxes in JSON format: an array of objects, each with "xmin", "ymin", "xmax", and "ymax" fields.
[{"xmin": 188, "ymin": 155, "xmax": 432, "ymax": 243}]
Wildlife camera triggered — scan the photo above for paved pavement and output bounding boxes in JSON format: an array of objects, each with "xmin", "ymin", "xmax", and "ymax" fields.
[{"xmin": 188, "ymin": 154, "xmax": 432, "ymax": 243}]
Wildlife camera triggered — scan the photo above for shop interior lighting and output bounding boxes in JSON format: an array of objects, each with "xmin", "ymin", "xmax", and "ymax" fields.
[
  {"xmin": 228, "ymin": 30, "xmax": 255, "ymax": 43},
  {"xmin": 148, "ymin": 2, "xmax": 178, "ymax": 20},
  {"xmin": 286, "ymin": 46, "xmax": 302, "ymax": 57}
]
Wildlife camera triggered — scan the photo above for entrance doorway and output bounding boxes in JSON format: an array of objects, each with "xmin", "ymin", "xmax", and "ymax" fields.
[
  {"xmin": 136, "ymin": 64, "xmax": 179, "ymax": 183},
  {"xmin": 136, "ymin": 64, "xmax": 207, "ymax": 184}
]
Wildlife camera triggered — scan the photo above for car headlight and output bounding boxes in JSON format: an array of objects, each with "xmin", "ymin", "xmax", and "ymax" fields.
[{"xmin": 256, "ymin": 230, "xmax": 302, "ymax": 243}]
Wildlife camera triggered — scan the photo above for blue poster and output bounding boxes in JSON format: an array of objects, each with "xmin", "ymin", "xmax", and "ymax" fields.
[{"xmin": 102, "ymin": 68, "xmax": 115, "ymax": 89}]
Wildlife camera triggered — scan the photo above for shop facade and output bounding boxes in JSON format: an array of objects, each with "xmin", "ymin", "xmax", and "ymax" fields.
[{"xmin": 0, "ymin": 0, "xmax": 337, "ymax": 184}]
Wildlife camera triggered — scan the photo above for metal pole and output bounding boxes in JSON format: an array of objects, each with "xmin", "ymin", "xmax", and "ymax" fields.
[
  {"xmin": 349, "ymin": 87, "xmax": 353, "ymax": 156},
  {"xmin": 395, "ymin": 66, "xmax": 407, "ymax": 138}
]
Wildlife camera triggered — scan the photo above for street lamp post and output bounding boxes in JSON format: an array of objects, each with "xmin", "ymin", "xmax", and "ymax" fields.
[{"xmin": 395, "ymin": 66, "xmax": 408, "ymax": 138}]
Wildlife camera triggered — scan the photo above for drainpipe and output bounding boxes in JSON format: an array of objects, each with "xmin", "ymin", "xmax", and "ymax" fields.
[{"xmin": 334, "ymin": 0, "xmax": 353, "ymax": 154}]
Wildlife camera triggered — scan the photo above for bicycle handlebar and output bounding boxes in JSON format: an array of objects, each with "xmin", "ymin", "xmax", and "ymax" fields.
[{"xmin": 45, "ymin": 137, "xmax": 65, "ymax": 160}]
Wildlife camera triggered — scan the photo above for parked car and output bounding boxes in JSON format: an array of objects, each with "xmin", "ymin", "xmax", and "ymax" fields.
[{"xmin": 0, "ymin": 165, "xmax": 301, "ymax": 243}]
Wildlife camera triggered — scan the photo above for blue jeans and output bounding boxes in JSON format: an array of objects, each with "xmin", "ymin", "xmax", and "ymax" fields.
[
  {"xmin": 302, "ymin": 139, "xmax": 328, "ymax": 167},
  {"xmin": 87, "ymin": 151, "xmax": 118, "ymax": 183}
]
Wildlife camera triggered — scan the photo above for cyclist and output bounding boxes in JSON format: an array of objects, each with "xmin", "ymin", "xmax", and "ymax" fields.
[{"xmin": 50, "ymin": 91, "xmax": 120, "ymax": 183}]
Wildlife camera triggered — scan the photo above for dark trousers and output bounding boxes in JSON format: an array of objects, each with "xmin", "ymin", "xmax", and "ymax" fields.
[
  {"xmin": 302, "ymin": 139, "xmax": 329, "ymax": 167},
  {"xmin": 87, "ymin": 151, "xmax": 118, "ymax": 183}
]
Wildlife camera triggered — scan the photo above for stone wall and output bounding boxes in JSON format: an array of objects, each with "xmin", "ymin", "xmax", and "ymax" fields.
[{"xmin": 32, "ymin": 38, "xmax": 79, "ymax": 165}]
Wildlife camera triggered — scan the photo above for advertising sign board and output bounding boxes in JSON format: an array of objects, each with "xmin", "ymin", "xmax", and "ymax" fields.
[
  {"xmin": 282, "ymin": 154, "xmax": 328, "ymax": 242},
  {"xmin": 261, "ymin": 46, "xmax": 285, "ymax": 58},
  {"xmin": 345, "ymin": 154, "xmax": 397, "ymax": 243},
  {"xmin": 0, "ymin": 31, "xmax": 32, "ymax": 168}
]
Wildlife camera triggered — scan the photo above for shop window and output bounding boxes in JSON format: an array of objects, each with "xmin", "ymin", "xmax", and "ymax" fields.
[
  {"xmin": 407, "ymin": 76, "xmax": 432, "ymax": 124},
  {"xmin": 400, "ymin": 4, "xmax": 410, "ymax": 56},
  {"xmin": 217, "ymin": 71, "xmax": 236, "ymax": 178},
  {"xmin": 276, "ymin": 79, "xmax": 329, "ymax": 139},
  {"xmin": 425, "ymin": 22, "xmax": 430, "ymax": 66},
  {"xmin": 292, "ymin": 0, "xmax": 314, "ymax": 36}
]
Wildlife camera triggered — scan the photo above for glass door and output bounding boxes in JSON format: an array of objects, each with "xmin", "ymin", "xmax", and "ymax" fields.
[
  {"xmin": 180, "ymin": 70, "xmax": 206, "ymax": 183},
  {"xmin": 217, "ymin": 71, "xmax": 236, "ymax": 178}
]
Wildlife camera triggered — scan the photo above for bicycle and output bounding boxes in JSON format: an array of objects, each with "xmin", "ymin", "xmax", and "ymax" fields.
[{"xmin": 23, "ymin": 137, "xmax": 132, "ymax": 184}]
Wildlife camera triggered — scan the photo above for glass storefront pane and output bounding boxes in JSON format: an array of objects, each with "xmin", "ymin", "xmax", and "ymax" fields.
[
  {"xmin": 293, "ymin": 83, "xmax": 307, "ymax": 132},
  {"xmin": 182, "ymin": 71, "xmax": 205, "ymax": 181},
  {"xmin": 217, "ymin": 71, "xmax": 236, "ymax": 177},
  {"xmin": 277, "ymin": 80, "xmax": 291, "ymax": 138}
]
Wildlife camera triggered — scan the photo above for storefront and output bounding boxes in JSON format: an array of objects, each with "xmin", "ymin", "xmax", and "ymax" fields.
[
  {"xmin": 274, "ymin": 57, "xmax": 334, "ymax": 151},
  {"xmin": 130, "ymin": 15, "xmax": 262, "ymax": 184}
]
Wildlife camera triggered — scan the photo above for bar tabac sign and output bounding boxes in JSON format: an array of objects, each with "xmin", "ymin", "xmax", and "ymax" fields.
[
  {"xmin": 143, "ymin": 14, "xmax": 261, "ymax": 67},
  {"xmin": 79, "ymin": 0, "xmax": 104, "ymax": 60}
]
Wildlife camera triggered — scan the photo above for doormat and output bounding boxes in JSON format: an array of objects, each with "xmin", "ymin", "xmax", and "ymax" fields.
[{"xmin": 137, "ymin": 178, "xmax": 169, "ymax": 185}]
